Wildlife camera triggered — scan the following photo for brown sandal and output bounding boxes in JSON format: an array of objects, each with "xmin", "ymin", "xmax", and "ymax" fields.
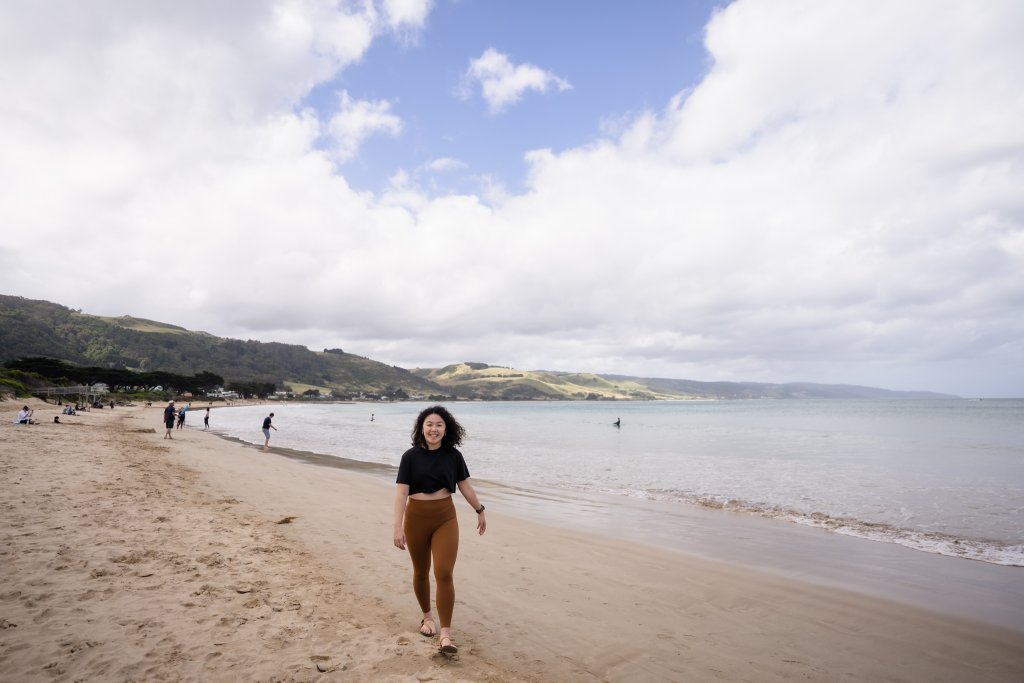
[
  {"xmin": 439, "ymin": 635, "xmax": 458, "ymax": 654},
  {"xmin": 419, "ymin": 618, "xmax": 436, "ymax": 637}
]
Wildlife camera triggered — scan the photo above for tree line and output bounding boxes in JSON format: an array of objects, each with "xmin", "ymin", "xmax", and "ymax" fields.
[
  {"xmin": 4, "ymin": 357, "xmax": 226, "ymax": 395},
  {"xmin": 1, "ymin": 295, "xmax": 443, "ymax": 396}
]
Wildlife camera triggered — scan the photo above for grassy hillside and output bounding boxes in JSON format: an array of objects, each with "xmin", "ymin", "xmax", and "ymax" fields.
[
  {"xmin": 1, "ymin": 295, "xmax": 957, "ymax": 401},
  {"xmin": 0, "ymin": 295, "xmax": 441, "ymax": 396},
  {"xmin": 412, "ymin": 363, "xmax": 689, "ymax": 400},
  {"xmin": 413, "ymin": 364, "xmax": 958, "ymax": 400}
]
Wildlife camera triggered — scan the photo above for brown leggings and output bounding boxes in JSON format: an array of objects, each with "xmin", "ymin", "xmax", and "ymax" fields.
[{"xmin": 404, "ymin": 497, "xmax": 459, "ymax": 627}]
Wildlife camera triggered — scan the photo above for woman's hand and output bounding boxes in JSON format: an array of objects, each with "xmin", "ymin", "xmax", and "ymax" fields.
[
  {"xmin": 457, "ymin": 479, "xmax": 486, "ymax": 536},
  {"xmin": 393, "ymin": 484, "xmax": 410, "ymax": 549}
]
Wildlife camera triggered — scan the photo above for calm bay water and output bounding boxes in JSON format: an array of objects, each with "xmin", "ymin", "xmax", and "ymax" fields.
[{"xmin": 200, "ymin": 399, "xmax": 1024, "ymax": 566}]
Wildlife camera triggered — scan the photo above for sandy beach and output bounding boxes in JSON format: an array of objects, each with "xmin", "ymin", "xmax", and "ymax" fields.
[{"xmin": 2, "ymin": 400, "xmax": 1022, "ymax": 682}]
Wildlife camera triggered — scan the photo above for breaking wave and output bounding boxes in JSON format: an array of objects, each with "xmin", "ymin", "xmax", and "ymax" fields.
[{"xmin": 589, "ymin": 486, "xmax": 1024, "ymax": 567}]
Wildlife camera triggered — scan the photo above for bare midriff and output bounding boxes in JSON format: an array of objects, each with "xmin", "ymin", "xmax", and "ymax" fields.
[{"xmin": 409, "ymin": 489, "xmax": 453, "ymax": 501}]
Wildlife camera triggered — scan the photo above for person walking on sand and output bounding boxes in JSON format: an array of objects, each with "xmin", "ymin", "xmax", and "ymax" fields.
[
  {"xmin": 262, "ymin": 412, "xmax": 277, "ymax": 450},
  {"xmin": 163, "ymin": 401, "xmax": 176, "ymax": 439},
  {"xmin": 392, "ymin": 405, "xmax": 486, "ymax": 656},
  {"xmin": 176, "ymin": 402, "xmax": 189, "ymax": 430},
  {"xmin": 203, "ymin": 407, "xmax": 210, "ymax": 430}
]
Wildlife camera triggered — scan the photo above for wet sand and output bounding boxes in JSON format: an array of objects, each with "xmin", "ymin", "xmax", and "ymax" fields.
[
  {"xmin": 225, "ymin": 430, "xmax": 1024, "ymax": 633},
  {"xmin": 2, "ymin": 399, "xmax": 1022, "ymax": 681}
]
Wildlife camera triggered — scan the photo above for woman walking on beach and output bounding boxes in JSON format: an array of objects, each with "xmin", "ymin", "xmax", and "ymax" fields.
[{"xmin": 393, "ymin": 406, "xmax": 486, "ymax": 656}]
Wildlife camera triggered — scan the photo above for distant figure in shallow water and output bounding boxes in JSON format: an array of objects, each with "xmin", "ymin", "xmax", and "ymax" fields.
[{"xmin": 614, "ymin": 417, "xmax": 621, "ymax": 428}]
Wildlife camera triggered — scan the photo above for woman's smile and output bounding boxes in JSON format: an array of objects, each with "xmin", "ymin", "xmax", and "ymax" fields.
[{"xmin": 423, "ymin": 414, "xmax": 446, "ymax": 449}]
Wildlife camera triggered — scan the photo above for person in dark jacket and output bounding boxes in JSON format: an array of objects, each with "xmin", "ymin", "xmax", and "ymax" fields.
[{"xmin": 163, "ymin": 401, "xmax": 176, "ymax": 439}]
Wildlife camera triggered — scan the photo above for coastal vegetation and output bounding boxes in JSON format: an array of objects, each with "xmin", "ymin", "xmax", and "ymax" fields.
[
  {"xmin": 0, "ymin": 294, "xmax": 439, "ymax": 399},
  {"xmin": 412, "ymin": 363, "xmax": 671, "ymax": 400},
  {"xmin": 0, "ymin": 295, "xmax": 955, "ymax": 401}
]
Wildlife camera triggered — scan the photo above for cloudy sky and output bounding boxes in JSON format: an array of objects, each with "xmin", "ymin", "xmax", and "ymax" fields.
[{"xmin": 1, "ymin": 1, "xmax": 1022, "ymax": 397}]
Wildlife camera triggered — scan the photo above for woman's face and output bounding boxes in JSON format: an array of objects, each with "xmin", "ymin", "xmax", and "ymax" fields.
[{"xmin": 422, "ymin": 413, "xmax": 446, "ymax": 450}]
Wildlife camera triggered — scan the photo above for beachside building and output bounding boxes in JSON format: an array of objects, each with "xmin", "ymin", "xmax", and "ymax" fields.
[{"xmin": 206, "ymin": 389, "xmax": 239, "ymax": 399}]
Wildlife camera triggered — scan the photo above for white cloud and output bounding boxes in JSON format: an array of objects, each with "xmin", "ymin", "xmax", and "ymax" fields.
[
  {"xmin": 0, "ymin": 0, "xmax": 1022, "ymax": 396},
  {"xmin": 327, "ymin": 90, "xmax": 404, "ymax": 162},
  {"xmin": 382, "ymin": 0, "xmax": 433, "ymax": 31},
  {"xmin": 419, "ymin": 157, "xmax": 467, "ymax": 173},
  {"xmin": 508, "ymin": 1, "xmax": 1023, "ymax": 394},
  {"xmin": 461, "ymin": 48, "xmax": 571, "ymax": 113}
]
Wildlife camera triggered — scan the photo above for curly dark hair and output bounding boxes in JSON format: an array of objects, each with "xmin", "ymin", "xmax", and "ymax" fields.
[{"xmin": 411, "ymin": 405, "xmax": 465, "ymax": 449}]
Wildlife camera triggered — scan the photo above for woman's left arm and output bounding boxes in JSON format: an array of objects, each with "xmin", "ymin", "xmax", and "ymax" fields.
[{"xmin": 457, "ymin": 479, "xmax": 486, "ymax": 535}]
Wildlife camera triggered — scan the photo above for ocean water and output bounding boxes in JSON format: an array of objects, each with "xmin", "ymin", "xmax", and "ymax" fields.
[{"xmin": 198, "ymin": 399, "xmax": 1024, "ymax": 567}]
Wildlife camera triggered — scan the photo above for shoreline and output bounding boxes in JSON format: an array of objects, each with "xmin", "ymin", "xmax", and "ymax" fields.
[
  {"xmin": 204, "ymin": 409, "xmax": 1024, "ymax": 633},
  {"xmin": 3, "ymin": 399, "xmax": 1023, "ymax": 681},
  {"xmin": 203, "ymin": 398, "xmax": 1024, "ymax": 569}
]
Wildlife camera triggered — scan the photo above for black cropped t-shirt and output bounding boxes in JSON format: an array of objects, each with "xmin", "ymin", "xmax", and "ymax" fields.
[{"xmin": 396, "ymin": 446, "xmax": 470, "ymax": 495}]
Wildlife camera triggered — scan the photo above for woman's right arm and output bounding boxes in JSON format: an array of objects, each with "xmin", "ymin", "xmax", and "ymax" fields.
[{"xmin": 393, "ymin": 484, "xmax": 410, "ymax": 549}]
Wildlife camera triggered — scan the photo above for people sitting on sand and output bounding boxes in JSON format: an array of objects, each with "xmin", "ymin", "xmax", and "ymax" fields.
[{"xmin": 16, "ymin": 406, "xmax": 36, "ymax": 424}]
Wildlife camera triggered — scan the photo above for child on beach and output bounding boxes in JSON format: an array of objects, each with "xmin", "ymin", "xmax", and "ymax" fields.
[{"xmin": 176, "ymin": 403, "xmax": 189, "ymax": 430}]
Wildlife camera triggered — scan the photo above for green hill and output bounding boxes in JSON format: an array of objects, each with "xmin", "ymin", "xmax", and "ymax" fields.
[
  {"xmin": 412, "ymin": 363, "xmax": 680, "ymax": 400},
  {"xmin": 412, "ymin": 363, "xmax": 955, "ymax": 400},
  {"xmin": 1, "ymin": 294, "xmax": 957, "ymax": 401},
  {"xmin": 0, "ymin": 294, "xmax": 441, "ymax": 397}
]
